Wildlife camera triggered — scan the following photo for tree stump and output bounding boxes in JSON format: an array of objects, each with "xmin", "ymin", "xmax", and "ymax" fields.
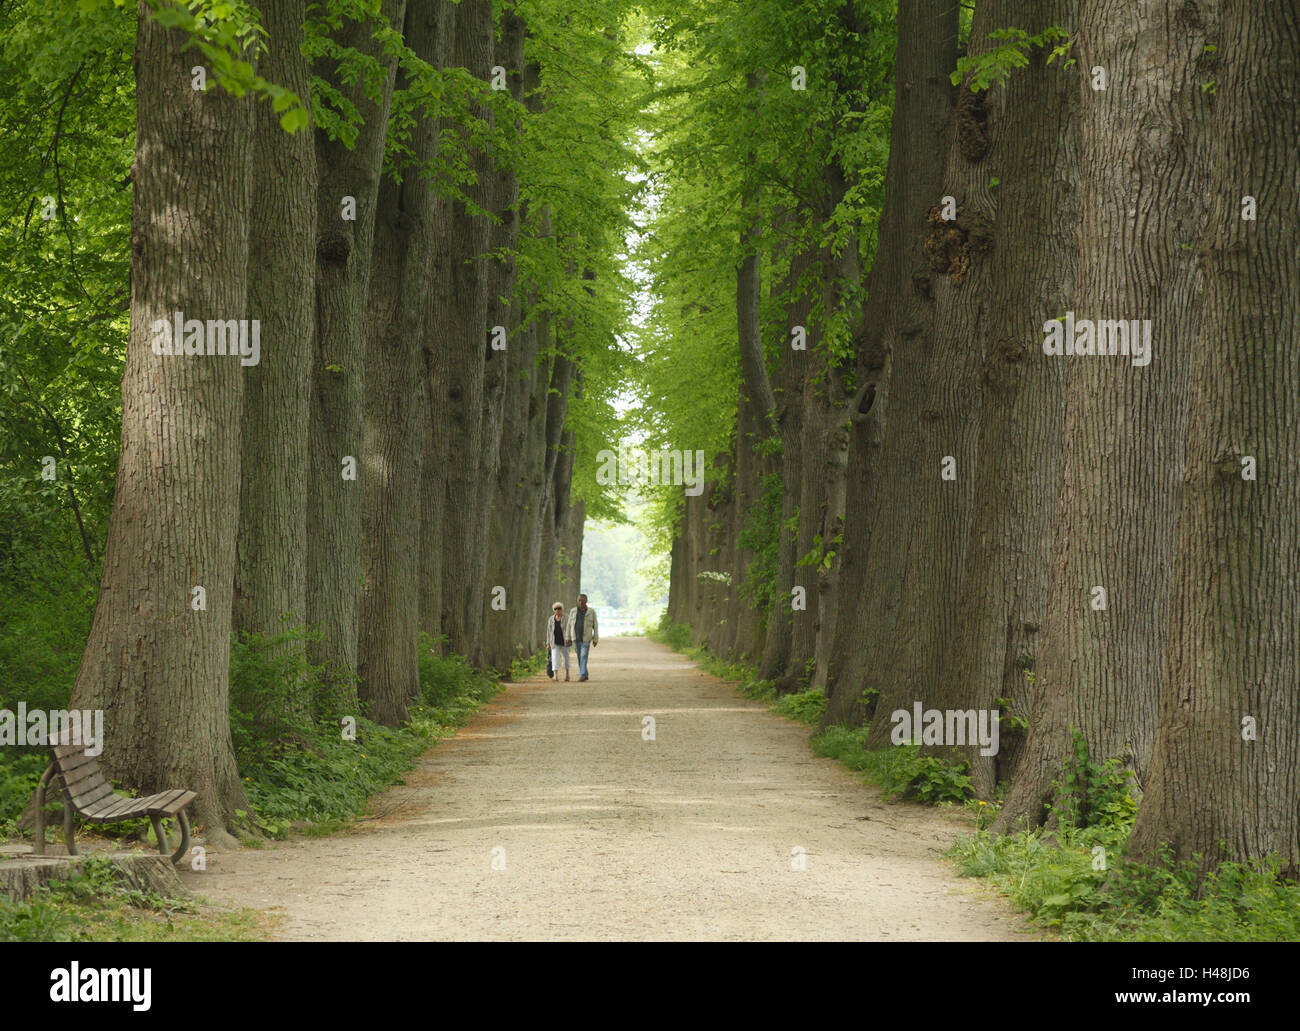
[{"xmin": 0, "ymin": 852, "xmax": 189, "ymax": 903}]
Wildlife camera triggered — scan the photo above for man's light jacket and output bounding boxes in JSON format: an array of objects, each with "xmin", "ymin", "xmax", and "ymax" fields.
[{"xmin": 566, "ymin": 606, "xmax": 599, "ymax": 644}]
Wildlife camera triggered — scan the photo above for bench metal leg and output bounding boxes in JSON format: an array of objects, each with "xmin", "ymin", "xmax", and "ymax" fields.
[
  {"xmin": 63, "ymin": 780, "xmax": 78, "ymax": 856},
  {"xmin": 170, "ymin": 809, "xmax": 191, "ymax": 865},
  {"xmin": 149, "ymin": 815, "xmax": 168, "ymax": 858},
  {"xmin": 33, "ymin": 763, "xmax": 54, "ymax": 856}
]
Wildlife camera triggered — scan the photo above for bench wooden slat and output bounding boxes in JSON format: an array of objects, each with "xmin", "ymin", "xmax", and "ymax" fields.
[
  {"xmin": 68, "ymin": 780, "xmax": 115, "ymax": 810},
  {"xmin": 79, "ymin": 796, "xmax": 129, "ymax": 820},
  {"xmin": 146, "ymin": 789, "xmax": 196, "ymax": 816},
  {"xmin": 79, "ymin": 795, "xmax": 124, "ymax": 820},
  {"xmin": 60, "ymin": 759, "xmax": 101, "ymax": 784},
  {"xmin": 55, "ymin": 751, "xmax": 99, "ymax": 776},
  {"xmin": 108, "ymin": 795, "xmax": 150, "ymax": 819},
  {"xmin": 128, "ymin": 793, "xmax": 168, "ymax": 813},
  {"xmin": 85, "ymin": 805, "xmax": 145, "ymax": 822},
  {"xmin": 136, "ymin": 789, "xmax": 179, "ymax": 812},
  {"xmin": 85, "ymin": 795, "xmax": 140, "ymax": 821},
  {"xmin": 61, "ymin": 762, "xmax": 106, "ymax": 791}
]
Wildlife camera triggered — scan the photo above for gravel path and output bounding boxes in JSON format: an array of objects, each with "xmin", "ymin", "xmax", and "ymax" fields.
[{"xmin": 189, "ymin": 636, "xmax": 1031, "ymax": 941}]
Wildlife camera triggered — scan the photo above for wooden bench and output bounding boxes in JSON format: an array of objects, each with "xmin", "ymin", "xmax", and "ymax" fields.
[{"xmin": 33, "ymin": 732, "xmax": 196, "ymax": 865}]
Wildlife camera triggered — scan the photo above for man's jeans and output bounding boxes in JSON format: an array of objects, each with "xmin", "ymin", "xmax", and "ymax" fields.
[{"xmin": 574, "ymin": 641, "xmax": 590, "ymax": 678}]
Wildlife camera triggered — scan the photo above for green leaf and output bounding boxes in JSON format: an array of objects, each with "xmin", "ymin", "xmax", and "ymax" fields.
[{"xmin": 280, "ymin": 106, "xmax": 309, "ymax": 133}]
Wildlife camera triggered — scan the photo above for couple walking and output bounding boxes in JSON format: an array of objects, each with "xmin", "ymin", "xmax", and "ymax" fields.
[{"xmin": 547, "ymin": 594, "xmax": 598, "ymax": 682}]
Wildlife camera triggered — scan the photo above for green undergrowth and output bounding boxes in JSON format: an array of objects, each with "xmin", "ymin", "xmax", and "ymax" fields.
[
  {"xmin": 948, "ymin": 729, "xmax": 1300, "ymax": 939},
  {"xmin": 230, "ymin": 629, "xmax": 518, "ymax": 838},
  {"xmin": 811, "ymin": 724, "xmax": 974, "ymax": 803},
  {"xmin": 0, "ymin": 854, "xmax": 268, "ymax": 942},
  {"xmin": 950, "ymin": 826, "xmax": 1300, "ymax": 941}
]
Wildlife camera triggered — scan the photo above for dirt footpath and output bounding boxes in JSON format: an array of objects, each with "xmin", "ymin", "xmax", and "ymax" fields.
[{"xmin": 190, "ymin": 637, "xmax": 1032, "ymax": 941}]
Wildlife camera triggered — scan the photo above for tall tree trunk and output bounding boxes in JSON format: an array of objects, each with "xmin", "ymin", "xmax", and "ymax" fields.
[
  {"xmin": 732, "ymin": 90, "xmax": 774, "ymax": 663},
  {"xmin": 862, "ymin": 0, "xmax": 1076, "ymax": 753},
  {"xmin": 729, "ymin": 386, "xmax": 767, "ymax": 662},
  {"xmin": 469, "ymin": 6, "xmax": 524, "ymax": 669},
  {"xmin": 533, "ymin": 320, "xmax": 571, "ymax": 609},
  {"xmin": 787, "ymin": 336, "xmax": 833, "ymax": 690},
  {"xmin": 234, "ymin": 0, "xmax": 316, "ymax": 658},
  {"xmin": 703, "ymin": 451, "xmax": 733, "ymax": 655},
  {"xmin": 520, "ymin": 297, "xmax": 556, "ymax": 649},
  {"xmin": 822, "ymin": 0, "xmax": 956, "ymax": 727},
  {"xmin": 806, "ymin": 157, "xmax": 861, "ymax": 694},
  {"xmin": 860, "ymin": 0, "xmax": 1050, "ymax": 750},
  {"xmin": 434, "ymin": 0, "xmax": 495, "ymax": 660},
  {"xmin": 996, "ymin": 0, "xmax": 1215, "ymax": 831},
  {"xmin": 933, "ymin": 0, "xmax": 1079, "ymax": 796},
  {"xmin": 67, "ymin": 5, "xmax": 253, "ymax": 846},
  {"xmin": 358, "ymin": 0, "xmax": 445, "ymax": 725},
  {"xmin": 548, "ymin": 422, "xmax": 581, "ymax": 607},
  {"xmin": 1128, "ymin": 0, "xmax": 1300, "ymax": 878},
  {"xmin": 667, "ymin": 530, "xmax": 686, "ymax": 628},
  {"xmin": 757, "ymin": 245, "xmax": 811, "ymax": 685},
  {"xmin": 802, "ymin": 5, "xmax": 870, "ymax": 696},
  {"xmin": 482, "ymin": 11, "xmax": 529, "ymax": 671},
  {"xmin": 307, "ymin": 0, "xmax": 406, "ymax": 682}
]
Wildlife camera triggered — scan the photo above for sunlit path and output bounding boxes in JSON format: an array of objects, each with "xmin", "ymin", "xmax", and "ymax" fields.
[{"xmin": 194, "ymin": 637, "xmax": 1029, "ymax": 941}]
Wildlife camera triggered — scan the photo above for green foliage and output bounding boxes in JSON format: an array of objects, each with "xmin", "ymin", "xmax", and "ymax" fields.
[
  {"xmin": 417, "ymin": 633, "xmax": 502, "ymax": 723},
  {"xmin": 650, "ymin": 616, "xmax": 694, "ymax": 653},
  {"xmin": 737, "ymin": 677, "xmax": 777, "ymax": 703},
  {"xmin": 228, "ymin": 626, "xmax": 355, "ymax": 769},
  {"xmin": 811, "ymin": 726, "xmax": 974, "ymax": 804},
  {"xmin": 229, "ymin": 631, "xmax": 502, "ymax": 837},
  {"xmin": 797, "ymin": 532, "xmax": 841, "ymax": 572},
  {"xmin": 633, "ymin": 0, "xmax": 896, "ymax": 585},
  {"xmin": 950, "ymin": 26, "xmax": 1071, "ymax": 91},
  {"xmin": 950, "ymin": 826, "xmax": 1300, "ymax": 941},
  {"xmin": 0, "ymin": 752, "xmax": 47, "ymax": 841},
  {"xmin": 507, "ymin": 648, "xmax": 547, "ymax": 683},
  {"xmin": 1049, "ymin": 728, "xmax": 1137, "ymax": 830},
  {"xmin": 0, "ymin": 0, "xmax": 135, "ymax": 848},
  {"xmin": 994, "ymin": 695, "xmax": 1028, "ymax": 733},
  {"xmin": 772, "ymin": 688, "xmax": 826, "ymax": 726},
  {"xmin": 237, "ymin": 719, "xmax": 429, "ymax": 838}
]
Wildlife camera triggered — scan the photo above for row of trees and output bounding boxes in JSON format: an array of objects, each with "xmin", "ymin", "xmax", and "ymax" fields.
[
  {"xmin": 651, "ymin": 0, "xmax": 1299, "ymax": 878},
  {"xmin": 2, "ymin": 0, "xmax": 644, "ymax": 843}
]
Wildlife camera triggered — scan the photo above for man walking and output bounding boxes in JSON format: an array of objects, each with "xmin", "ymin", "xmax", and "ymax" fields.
[{"xmin": 566, "ymin": 593, "xmax": 599, "ymax": 682}]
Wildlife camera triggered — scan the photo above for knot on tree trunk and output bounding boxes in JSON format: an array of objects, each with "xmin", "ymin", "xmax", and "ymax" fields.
[
  {"xmin": 316, "ymin": 233, "xmax": 351, "ymax": 264},
  {"xmin": 924, "ymin": 206, "xmax": 994, "ymax": 284}
]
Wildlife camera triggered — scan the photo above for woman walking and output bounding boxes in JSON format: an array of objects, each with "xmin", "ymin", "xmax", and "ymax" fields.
[{"xmin": 546, "ymin": 602, "xmax": 570, "ymax": 682}]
